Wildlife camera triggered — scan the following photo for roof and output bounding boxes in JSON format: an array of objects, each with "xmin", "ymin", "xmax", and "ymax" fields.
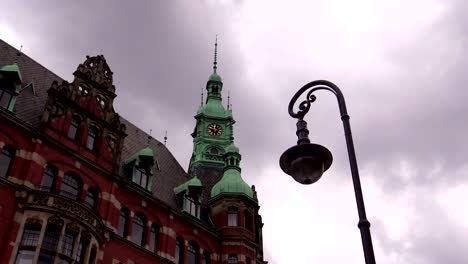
[{"xmin": 0, "ymin": 39, "xmax": 191, "ymax": 209}]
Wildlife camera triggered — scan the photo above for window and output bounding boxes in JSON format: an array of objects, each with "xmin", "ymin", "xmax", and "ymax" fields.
[
  {"xmin": 60, "ymin": 173, "xmax": 81, "ymax": 200},
  {"xmin": 149, "ymin": 224, "xmax": 159, "ymax": 253},
  {"xmin": 175, "ymin": 237, "xmax": 184, "ymax": 264},
  {"xmin": 20, "ymin": 224, "xmax": 41, "ymax": 247},
  {"xmin": 40, "ymin": 165, "xmax": 57, "ymax": 192},
  {"xmin": 89, "ymin": 246, "xmax": 97, "ymax": 264},
  {"xmin": 0, "ymin": 84, "xmax": 13, "ymax": 109},
  {"xmin": 134, "ymin": 166, "xmax": 150, "ymax": 189},
  {"xmin": 246, "ymin": 257, "xmax": 251, "ymax": 264},
  {"xmin": 78, "ymin": 86, "xmax": 89, "ymax": 96},
  {"xmin": 228, "ymin": 255, "xmax": 238, "ymax": 264},
  {"xmin": 210, "ymin": 147, "xmax": 218, "ymax": 155},
  {"xmin": 117, "ymin": 208, "xmax": 129, "ymax": 237},
  {"xmin": 16, "ymin": 217, "xmax": 95, "ymax": 264},
  {"xmin": 131, "ymin": 214, "xmax": 146, "ymax": 247},
  {"xmin": 184, "ymin": 195, "xmax": 199, "ymax": 217},
  {"xmin": 96, "ymin": 96, "xmax": 106, "ymax": 109},
  {"xmin": 84, "ymin": 188, "xmax": 98, "ymax": 209},
  {"xmin": 228, "ymin": 207, "xmax": 238, "ymax": 226},
  {"xmin": 75, "ymin": 237, "xmax": 89, "ymax": 264},
  {"xmin": 244, "ymin": 209, "xmax": 252, "ymax": 231},
  {"xmin": 86, "ymin": 126, "xmax": 98, "ymax": 150},
  {"xmin": 187, "ymin": 241, "xmax": 199, "ymax": 264},
  {"xmin": 15, "ymin": 250, "xmax": 35, "ymax": 264},
  {"xmin": 42, "ymin": 222, "xmax": 62, "ymax": 251},
  {"xmin": 0, "ymin": 144, "xmax": 14, "ymax": 178},
  {"xmin": 202, "ymin": 251, "xmax": 210, "ymax": 264},
  {"xmin": 67, "ymin": 116, "xmax": 80, "ymax": 140},
  {"xmin": 61, "ymin": 229, "xmax": 77, "ymax": 257}
]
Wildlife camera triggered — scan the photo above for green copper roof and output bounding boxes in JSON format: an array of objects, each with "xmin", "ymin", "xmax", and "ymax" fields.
[
  {"xmin": 225, "ymin": 144, "xmax": 239, "ymax": 153},
  {"xmin": 209, "ymin": 72, "xmax": 222, "ymax": 82},
  {"xmin": 210, "ymin": 144, "xmax": 253, "ymax": 199},
  {"xmin": 211, "ymin": 168, "xmax": 253, "ymax": 199},
  {"xmin": 0, "ymin": 63, "xmax": 22, "ymax": 83},
  {"xmin": 174, "ymin": 177, "xmax": 203, "ymax": 195},
  {"xmin": 126, "ymin": 146, "xmax": 154, "ymax": 164}
]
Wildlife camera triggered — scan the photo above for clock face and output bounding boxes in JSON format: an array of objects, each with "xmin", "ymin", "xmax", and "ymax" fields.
[{"xmin": 207, "ymin": 123, "xmax": 223, "ymax": 136}]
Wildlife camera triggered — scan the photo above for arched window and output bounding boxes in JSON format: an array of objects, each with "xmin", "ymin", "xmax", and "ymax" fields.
[
  {"xmin": 42, "ymin": 220, "xmax": 63, "ymax": 251},
  {"xmin": 131, "ymin": 213, "xmax": 146, "ymax": 247},
  {"xmin": 117, "ymin": 208, "xmax": 129, "ymax": 237},
  {"xmin": 40, "ymin": 165, "xmax": 57, "ymax": 191},
  {"xmin": 89, "ymin": 246, "xmax": 97, "ymax": 264},
  {"xmin": 86, "ymin": 126, "xmax": 98, "ymax": 150},
  {"xmin": 0, "ymin": 144, "xmax": 14, "ymax": 178},
  {"xmin": 244, "ymin": 209, "xmax": 252, "ymax": 231},
  {"xmin": 228, "ymin": 207, "xmax": 238, "ymax": 226},
  {"xmin": 61, "ymin": 228, "xmax": 78, "ymax": 257},
  {"xmin": 202, "ymin": 251, "xmax": 210, "ymax": 264},
  {"xmin": 76, "ymin": 235, "xmax": 89, "ymax": 264},
  {"xmin": 149, "ymin": 224, "xmax": 159, "ymax": 253},
  {"xmin": 68, "ymin": 116, "xmax": 81, "ymax": 140},
  {"xmin": 84, "ymin": 188, "xmax": 98, "ymax": 209},
  {"xmin": 60, "ymin": 173, "xmax": 81, "ymax": 200},
  {"xmin": 175, "ymin": 237, "xmax": 184, "ymax": 264},
  {"xmin": 16, "ymin": 221, "xmax": 42, "ymax": 264},
  {"xmin": 187, "ymin": 241, "xmax": 199, "ymax": 264},
  {"xmin": 228, "ymin": 255, "xmax": 238, "ymax": 264}
]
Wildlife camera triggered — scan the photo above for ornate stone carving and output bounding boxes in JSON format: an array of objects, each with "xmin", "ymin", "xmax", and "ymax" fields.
[
  {"xmin": 48, "ymin": 215, "xmax": 64, "ymax": 226},
  {"xmin": 74, "ymin": 55, "xmax": 115, "ymax": 93},
  {"xmin": 31, "ymin": 194, "xmax": 49, "ymax": 206},
  {"xmin": 26, "ymin": 217, "xmax": 43, "ymax": 226}
]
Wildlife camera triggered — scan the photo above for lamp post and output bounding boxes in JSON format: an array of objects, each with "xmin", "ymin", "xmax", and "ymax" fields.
[{"xmin": 279, "ymin": 80, "xmax": 376, "ymax": 264}]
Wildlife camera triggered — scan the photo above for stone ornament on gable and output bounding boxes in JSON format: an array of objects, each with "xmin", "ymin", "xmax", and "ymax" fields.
[{"xmin": 75, "ymin": 55, "xmax": 115, "ymax": 93}]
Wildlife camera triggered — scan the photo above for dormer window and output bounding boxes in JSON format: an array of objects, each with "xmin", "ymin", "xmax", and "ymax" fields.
[
  {"xmin": 133, "ymin": 166, "xmax": 150, "ymax": 190},
  {"xmin": 125, "ymin": 147, "xmax": 155, "ymax": 191},
  {"xmin": 228, "ymin": 207, "xmax": 238, "ymax": 226},
  {"xmin": 184, "ymin": 194, "xmax": 200, "ymax": 218},
  {"xmin": 68, "ymin": 116, "xmax": 81, "ymax": 140},
  {"xmin": 0, "ymin": 84, "xmax": 13, "ymax": 109},
  {"xmin": 86, "ymin": 126, "xmax": 98, "ymax": 150}
]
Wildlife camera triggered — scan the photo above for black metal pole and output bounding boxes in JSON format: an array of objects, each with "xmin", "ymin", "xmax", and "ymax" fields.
[{"xmin": 287, "ymin": 80, "xmax": 376, "ymax": 264}]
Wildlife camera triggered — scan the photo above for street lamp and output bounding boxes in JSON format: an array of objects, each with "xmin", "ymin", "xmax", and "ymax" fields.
[{"xmin": 279, "ymin": 80, "xmax": 376, "ymax": 264}]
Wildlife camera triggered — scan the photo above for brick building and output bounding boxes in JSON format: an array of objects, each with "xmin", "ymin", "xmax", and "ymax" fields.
[{"xmin": 0, "ymin": 39, "xmax": 266, "ymax": 264}]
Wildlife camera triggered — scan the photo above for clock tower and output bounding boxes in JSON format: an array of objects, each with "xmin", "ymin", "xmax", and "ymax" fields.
[{"xmin": 188, "ymin": 39, "xmax": 235, "ymax": 174}]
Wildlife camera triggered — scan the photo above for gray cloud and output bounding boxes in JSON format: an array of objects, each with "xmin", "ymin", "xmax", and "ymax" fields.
[{"xmin": 2, "ymin": 0, "xmax": 468, "ymax": 263}]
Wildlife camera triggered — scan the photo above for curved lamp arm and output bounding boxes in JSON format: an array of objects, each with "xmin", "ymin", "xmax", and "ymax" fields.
[{"xmin": 287, "ymin": 80, "xmax": 376, "ymax": 264}]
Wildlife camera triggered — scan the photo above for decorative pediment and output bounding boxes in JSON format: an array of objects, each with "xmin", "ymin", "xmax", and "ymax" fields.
[{"xmin": 74, "ymin": 55, "xmax": 115, "ymax": 94}]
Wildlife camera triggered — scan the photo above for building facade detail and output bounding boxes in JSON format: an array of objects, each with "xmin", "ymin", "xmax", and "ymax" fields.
[{"xmin": 0, "ymin": 39, "xmax": 267, "ymax": 264}]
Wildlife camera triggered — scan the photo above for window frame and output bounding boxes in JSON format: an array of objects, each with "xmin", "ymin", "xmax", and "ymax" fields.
[
  {"xmin": 86, "ymin": 126, "xmax": 98, "ymax": 150},
  {"xmin": 67, "ymin": 116, "xmax": 81, "ymax": 140},
  {"xmin": 0, "ymin": 144, "xmax": 14, "ymax": 178},
  {"xmin": 228, "ymin": 207, "xmax": 238, "ymax": 227},
  {"xmin": 60, "ymin": 173, "xmax": 82, "ymax": 201}
]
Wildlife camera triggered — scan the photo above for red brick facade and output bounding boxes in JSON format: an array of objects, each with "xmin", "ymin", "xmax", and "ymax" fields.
[{"xmin": 0, "ymin": 40, "xmax": 266, "ymax": 264}]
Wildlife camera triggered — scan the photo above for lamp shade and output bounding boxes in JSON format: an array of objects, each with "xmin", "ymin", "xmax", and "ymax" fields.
[{"xmin": 280, "ymin": 143, "xmax": 333, "ymax": 185}]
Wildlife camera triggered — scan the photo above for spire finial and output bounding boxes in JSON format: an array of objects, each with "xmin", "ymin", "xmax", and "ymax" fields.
[
  {"xmin": 147, "ymin": 129, "xmax": 152, "ymax": 146},
  {"xmin": 227, "ymin": 90, "xmax": 231, "ymax": 110},
  {"xmin": 15, "ymin": 45, "xmax": 23, "ymax": 64},
  {"xmin": 201, "ymin": 87, "xmax": 204, "ymax": 106},
  {"xmin": 213, "ymin": 35, "xmax": 218, "ymax": 73},
  {"xmin": 164, "ymin": 131, "xmax": 168, "ymax": 146}
]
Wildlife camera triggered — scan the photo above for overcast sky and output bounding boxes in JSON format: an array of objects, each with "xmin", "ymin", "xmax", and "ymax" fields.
[{"xmin": 2, "ymin": 0, "xmax": 468, "ymax": 263}]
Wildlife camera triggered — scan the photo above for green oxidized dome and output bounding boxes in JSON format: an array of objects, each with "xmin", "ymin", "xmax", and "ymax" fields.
[
  {"xmin": 209, "ymin": 72, "xmax": 222, "ymax": 82},
  {"xmin": 210, "ymin": 144, "xmax": 253, "ymax": 199}
]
